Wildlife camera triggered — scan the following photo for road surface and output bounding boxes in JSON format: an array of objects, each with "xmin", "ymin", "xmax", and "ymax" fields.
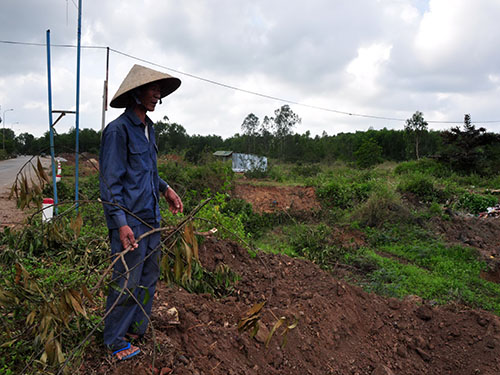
[{"xmin": 0, "ymin": 156, "xmax": 52, "ymax": 194}]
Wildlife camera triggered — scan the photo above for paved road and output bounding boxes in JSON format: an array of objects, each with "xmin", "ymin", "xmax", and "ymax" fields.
[{"xmin": 0, "ymin": 156, "xmax": 52, "ymax": 194}]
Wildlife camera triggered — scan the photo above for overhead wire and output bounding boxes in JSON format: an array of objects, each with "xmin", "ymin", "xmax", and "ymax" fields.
[{"xmin": 1, "ymin": 39, "xmax": 500, "ymax": 124}]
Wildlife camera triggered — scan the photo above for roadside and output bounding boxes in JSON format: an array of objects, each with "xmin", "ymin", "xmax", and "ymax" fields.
[{"xmin": 0, "ymin": 156, "xmax": 51, "ymax": 229}]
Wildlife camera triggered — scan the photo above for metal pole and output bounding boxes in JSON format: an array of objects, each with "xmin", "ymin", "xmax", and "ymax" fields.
[
  {"xmin": 101, "ymin": 46, "xmax": 109, "ymax": 132},
  {"xmin": 46, "ymin": 30, "xmax": 59, "ymax": 214},
  {"xmin": 74, "ymin": 0, "xmax": 82, "ymax": 212}
]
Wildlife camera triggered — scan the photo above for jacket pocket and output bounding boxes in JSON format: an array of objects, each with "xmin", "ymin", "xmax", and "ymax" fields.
[{"xmin": 127, "ymin": 142, "xmax": 151, "ymax": 171}]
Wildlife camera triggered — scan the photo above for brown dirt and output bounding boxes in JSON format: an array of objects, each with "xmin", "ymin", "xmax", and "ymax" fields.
[
  {"xmin": 233, "ymin": 181, "xmax": 321, "ymax": 213},
  {"xmin": 0, "ymin": 190, "xmax": 26, "ymax": 229},
  {"xmin": 81, "ymin": 237, "xmax": 500, "ymax": 375}
]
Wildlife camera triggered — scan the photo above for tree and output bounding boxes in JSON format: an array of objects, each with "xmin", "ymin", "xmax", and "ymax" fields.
[
  {"xmin": 241, "ymin": 113, "xmax": 260, "ymax": 136},
  {"xmin": 241, "ymin": 113, "xmax": 260, "ymax": 153},
  {"xmin": 272, "ymin": 105, "xmax": 301, "ymax": 138},
  {"xmin": 405, "ymin": 111, "xmax": 428, "ymax": 160},
  {"xmin": 354, "ymin": 137, "xmax": 383, "ymax": 168},
  {"xmin": 272, "ymin": 105, "xmax": 301, "ymax": 157},
  {"xmin": 438, "ymin": 114, "xmax": 500, "ymax": 175}
]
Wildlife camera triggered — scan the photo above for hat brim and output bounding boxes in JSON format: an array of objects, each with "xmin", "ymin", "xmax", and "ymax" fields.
[{"xmin": 110, "ymin": 77, "xmax": 181, "ymax": 108}]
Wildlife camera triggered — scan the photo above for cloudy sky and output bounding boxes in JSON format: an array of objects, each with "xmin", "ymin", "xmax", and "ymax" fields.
[{"xmin": 1, "ymin": 0, "xmax": 500, "ymax": 139}]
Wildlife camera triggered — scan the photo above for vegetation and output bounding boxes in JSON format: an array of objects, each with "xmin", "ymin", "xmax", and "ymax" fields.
[
  {"xmin": 1, "ymin": 109, "xmax": 500, "ymax": 374},
  {"xmin": 4, "ymin": 109, "xmax": 500, "ymax": 173}
]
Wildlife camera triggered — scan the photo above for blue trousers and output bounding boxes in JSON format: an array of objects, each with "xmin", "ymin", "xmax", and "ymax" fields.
[{"xmin": 103, "ymin": 223, "xmax": 161, "ymax": 350}]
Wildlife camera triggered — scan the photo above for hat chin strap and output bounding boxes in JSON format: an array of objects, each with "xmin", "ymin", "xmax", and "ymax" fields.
[{"xmin": 131, "ymin": 92, "xmax": 142, "ymax": 106}]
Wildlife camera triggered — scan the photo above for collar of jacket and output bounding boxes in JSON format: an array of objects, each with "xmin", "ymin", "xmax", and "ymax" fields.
[{"xmin": 124, "ymin": 107, "xmax": 154, "ymax": 128}]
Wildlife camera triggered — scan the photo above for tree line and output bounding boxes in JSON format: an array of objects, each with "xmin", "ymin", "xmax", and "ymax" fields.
[{"xmin": 2, "ymin": 106, "xmax": 499, "ymax": 175}]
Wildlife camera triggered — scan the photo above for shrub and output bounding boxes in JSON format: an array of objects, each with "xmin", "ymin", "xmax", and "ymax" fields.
[
  {"xmin": 220, "ymin": 198, "xmax": 283, "ymax": 238},
  {"xmin": 455, "ymin": 192, "xmax": 498, "ymax": 214},
  {"xmin": 394, "ymin": 158, "xmax": 451, "ymax": 178},
  {"xmin": 354, "ymin": 138, "xmax": 383, "ymax": 168},
  {"xmin": 350, "ymin": 189, "xmax": 412, "ymax": 228},
  {"xmin": 286, "ymin": 224, "xmax": 346, "ymax": 268},
  {"xmin": 316, "ymin": 180, "xmax": 374, "ymax": 209},
  {"xmin": 291, "ymin": 164, "xmax": 320, "ymax": 178},
  {"xmin": 158, "ymin": 158, "xmax": 234, "ymax": 211},
  {"xmin": 397, "ymin": 173, "xmax": 445, "ymax": 202}
]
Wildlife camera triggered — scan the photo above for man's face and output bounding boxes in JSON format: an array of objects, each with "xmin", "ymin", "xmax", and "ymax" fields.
[{"xmin": 137, "ymin": 83, "xmax": 161, "ymax": 112}]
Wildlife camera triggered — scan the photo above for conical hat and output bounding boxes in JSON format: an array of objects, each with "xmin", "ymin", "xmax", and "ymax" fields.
[{"xmin": 110, "ymin": 64, "xmax": 181, "ymax": 108}]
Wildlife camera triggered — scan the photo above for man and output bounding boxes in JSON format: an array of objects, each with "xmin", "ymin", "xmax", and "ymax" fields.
[{"xmin": 99, "ymin": 64, "xmax": 183, "ymax": 360}]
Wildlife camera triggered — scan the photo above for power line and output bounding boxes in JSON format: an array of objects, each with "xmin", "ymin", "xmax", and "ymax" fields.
[
  {"xmin": 2, "ymin": 39, "xmax": 500, "ymax": 124},
  {"xmin": 0, "ymin": 39, "xmax": 105, "ymax": 49}
]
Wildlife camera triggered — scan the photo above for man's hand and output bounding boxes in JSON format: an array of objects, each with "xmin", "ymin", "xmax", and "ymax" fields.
[
  {"xmin": 119, "ymin": 225, "xmax": 138, "ymax": 250},
  {"xmin": 164, "ymin": 187, "xmax": 183, "ymax": 214}
]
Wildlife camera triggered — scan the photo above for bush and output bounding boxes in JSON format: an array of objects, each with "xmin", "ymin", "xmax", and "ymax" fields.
[
  {"xmin": 291, "ymin": 164, "xmax": 320, "ymax": 178},
  {"xmin": 158, "ymin": 158, "xmax": 234, "ymax": 211},
  {"xmin": 394, "ymin": 158, "xmax": 451, "ymax": 178},
  {"xmin": 350, "ymin": 189, "xmax": 412, "ymax": 228},
  {"xmin": 220, "ymin": 198, "xmax": 283, "ymax": 238},
  {"xmin": 316, "ymin": 179, "xmax": 374, "ymax": 209},
  {"xmin": 286, "ymin": 224, "xmax": 346, "ymax": 268},
  {"xmin": 397, "ymin": 173, "xmax": 446, "ymax": 202},
  {"xmin": 455, "ymin": 192, "xmax": 498, "ymax": 214}
]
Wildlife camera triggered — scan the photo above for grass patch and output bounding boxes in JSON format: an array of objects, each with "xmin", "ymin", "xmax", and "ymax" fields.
[{"xmin": 352, "ymin": 249, "xmax": 500, "ymax": 313}]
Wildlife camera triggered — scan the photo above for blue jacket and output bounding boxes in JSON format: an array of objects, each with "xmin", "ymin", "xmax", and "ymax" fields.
[{"xmin": 99, "ymin": 108, "xmax": 168, "ymax": 229}]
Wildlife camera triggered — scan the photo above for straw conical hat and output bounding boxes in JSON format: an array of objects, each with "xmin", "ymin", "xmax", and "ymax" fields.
[{"xmin": 110, "ymin": 64, "xmax": 181, "ymax": 108}]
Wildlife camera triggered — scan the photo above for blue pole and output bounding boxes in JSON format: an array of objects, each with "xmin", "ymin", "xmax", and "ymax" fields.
[
  {"xmin": 46, "ymin": 30, "xmax": 59, "ymax": 215},
  {"xmin": 74, "ymin": 0, "xmax": 82, "ymax": 212}
]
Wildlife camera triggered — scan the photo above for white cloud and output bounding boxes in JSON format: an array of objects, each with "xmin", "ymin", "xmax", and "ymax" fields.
[
  {"xmin": 346, "ymin": 43, "xmax": 393, "ymax": 97},
  {"xmin": 1, "ymin": 0, "xmax": 500, "ymax": 139}
]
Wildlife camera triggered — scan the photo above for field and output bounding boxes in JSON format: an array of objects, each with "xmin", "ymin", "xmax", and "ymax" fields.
[{"xmin": 1, "ymin": 155, "xmax": 500, "ymax": 374}]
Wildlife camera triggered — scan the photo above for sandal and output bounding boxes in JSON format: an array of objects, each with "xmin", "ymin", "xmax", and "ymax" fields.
[{"xmin": 112, "ymin": 342, "xmax": 141, "ymax": 361}]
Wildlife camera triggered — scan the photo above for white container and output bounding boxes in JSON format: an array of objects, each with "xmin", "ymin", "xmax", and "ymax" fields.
[{"xmin": 42, "ymin": 198, "xmax": 54, "ymax": 222}]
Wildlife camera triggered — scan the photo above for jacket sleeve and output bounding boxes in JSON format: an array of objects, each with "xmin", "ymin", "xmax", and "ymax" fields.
[
  {"xmin": 99, "ymin": 126, "xmax": 128, "ymax": 228},
  {"xmin": 159, "ymin": 177, "xmax": 169, "ymax": 193}
]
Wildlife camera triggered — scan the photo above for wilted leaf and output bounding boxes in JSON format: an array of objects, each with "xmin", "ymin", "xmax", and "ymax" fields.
[
  {"xmin": 70, "ymin": 213, "xmax": 83, "ymax": 238},
  {"xmin": 280, "ymin": 318, "xmax": 299, "ymax": 348},
  {"xmin": 44, "ymin": 331, "xmax": 56, "ymax": 364},
  {"xmin": 81, "ymin": 285, "xmax": 94, "ymax": 304},
  {"xmin": 37, "ymin": 157, "xmax": 51, "ymax": 184},
  {"xmin": 265, "ymin": 317, "xmax": 286, "ymax": 349},
  {"xmin": 66, "ymin": 289, "xmax": 86, "ymax": 317},
  {"xmin": 237, "ymin": 301, "xmax": 265, "ymax": 332},
  {"xmin": 174, "ymin": 247, "xmax": 184, "ymax": 282},
  {"xmin": 0, "ymin": 339, "xmax": 17, "ymax": 348},
  {"xmin": 181, "ymin": 238, "xmax": 193, "ymax": 277},
  {"xmin": 26, "ymin": 310, "xmax": 37, "ymax": 326},
  {"xmin": 55, "ymin": 339, "xmax": 65, "ymax": 364}
]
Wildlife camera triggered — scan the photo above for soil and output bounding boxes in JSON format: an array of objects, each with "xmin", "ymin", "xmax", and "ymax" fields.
[
  {"xmin": 81, "ymin": 237, "xmax": 500, "ymax": 375},
  {"xmin": 233, "ymin": 181, "xmax": 321, "ymax": 214},
  {"xmin": 0, "ymin": 189, "xmax": 25, "ymax": 229}
]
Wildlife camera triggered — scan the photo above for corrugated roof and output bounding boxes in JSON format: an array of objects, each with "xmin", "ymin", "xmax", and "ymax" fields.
[{"xmin": 213, "ymin": 151, "xmax": 233, "ymax": 157}]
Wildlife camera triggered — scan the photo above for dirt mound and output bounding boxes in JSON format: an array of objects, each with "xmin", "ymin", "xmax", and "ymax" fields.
[
  {"xmin": 83, "ymin": 238, "xmax": 500, "ymax": 375},
  {"xmin": 233, "ymin": 181, "xmax": 321, "ymax": 213}
]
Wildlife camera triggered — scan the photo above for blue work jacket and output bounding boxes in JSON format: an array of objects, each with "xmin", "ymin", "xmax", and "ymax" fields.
[{"xmin": 99, "ymin": 108, "xmax": 168, "ymax": 229}]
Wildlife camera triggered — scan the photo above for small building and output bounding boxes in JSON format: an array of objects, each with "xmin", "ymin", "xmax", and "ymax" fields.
[
  {"xmin": 212, "ymin": 150, "xmax": 233, "ymax": 162},
  {"xmin": 213, "ymin": 151, "xmax": 267, "ymax": 172}
]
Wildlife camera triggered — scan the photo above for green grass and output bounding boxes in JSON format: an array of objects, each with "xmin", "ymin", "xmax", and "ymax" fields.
[{"xmin": 351, "ymin": 249, "xmax": 500, "ymax": 313}]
